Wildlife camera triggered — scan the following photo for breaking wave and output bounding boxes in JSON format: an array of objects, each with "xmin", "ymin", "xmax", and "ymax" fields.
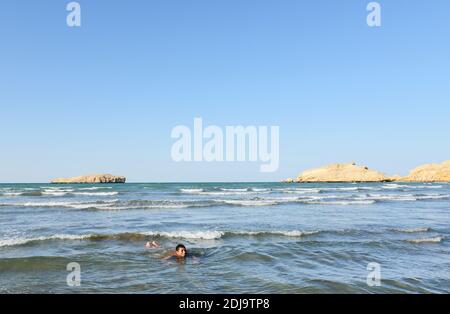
[
  {"xmin": 220, "ymin": 199, "xmax": 279, "ymax": 206},
  {"xmin": 0, "ymin": 230, "xmax": 321, "ymax": 247},
  {"xmin": 180, "ymin": 188, "xmax": 204, "ymax": 193},
  {"xmin": 393, "ymin": 227, "xmax": 431, "ymax": 233},
  {"xmin": 304, "ymin": 200, "xmax": 376, "ymax": 205},
  {"xmin": 406, "ymin": 236, "xmax": 443, "ymax": 244},
  {"xmin": 0, "ymin": 234, "xmax": 92, "ymax": 247}
]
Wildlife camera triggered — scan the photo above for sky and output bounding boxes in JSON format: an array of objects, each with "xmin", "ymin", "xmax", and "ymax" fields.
[{"xmin": 1, "ymin": 0, "xmax": 449, "ymax": 182}]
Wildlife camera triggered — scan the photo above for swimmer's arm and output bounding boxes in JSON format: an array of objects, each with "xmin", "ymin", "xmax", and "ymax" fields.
[{"xmin": 161, "ymin": 252, "xmax": 175, "ymax": 260}]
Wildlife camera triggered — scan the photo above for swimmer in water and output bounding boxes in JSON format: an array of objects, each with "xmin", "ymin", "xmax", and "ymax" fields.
[
  {"xmin": 163, "ymin": 244, "xmax": 187, "ymax": 260},
  {"xmin": 145, "ymin": 241, "xmax": 189, "ymax": 260}
]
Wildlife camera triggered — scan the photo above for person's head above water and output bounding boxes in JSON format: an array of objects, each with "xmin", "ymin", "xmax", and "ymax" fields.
[{"xmin": 175, "ymin": 244, "xmax": 187, "ymax": 258}]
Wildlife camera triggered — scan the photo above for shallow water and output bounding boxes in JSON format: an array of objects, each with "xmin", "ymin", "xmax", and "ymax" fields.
[{"xmin": 0, "ymin": 182, "xmax": 449, "ymax": 293}]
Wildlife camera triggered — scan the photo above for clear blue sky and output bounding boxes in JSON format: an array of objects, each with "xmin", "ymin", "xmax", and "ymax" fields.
[{"xmin": 1, "ymin": 0, "xmax": 449, "ymax": 182}]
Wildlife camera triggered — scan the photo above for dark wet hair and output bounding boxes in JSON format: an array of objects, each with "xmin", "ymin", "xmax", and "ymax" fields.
[{"xmin": 176, "ymin": 244, "xmax": 186, "ymax": 251}]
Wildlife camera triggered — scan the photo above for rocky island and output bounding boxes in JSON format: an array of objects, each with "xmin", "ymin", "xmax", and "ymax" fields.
[
  {"xmin": 400, "ymin": 160, "xmax": 450, "ymax": 182},
  {"xmin": 285, "ymin": 160, "xmax": 450, "ymax": 183},
  {"xmin": 293, "ymin": 162, "xmax": 391, "ymax": 183},
  {"xmin": 51, "ymin": 174, "xmax": 126, "ymax": 184}
]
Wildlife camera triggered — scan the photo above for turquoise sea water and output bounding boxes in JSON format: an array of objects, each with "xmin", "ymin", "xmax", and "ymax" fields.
[{"xmin": 0, "ymin": 182, "xmax": 449, "ymax": 293}]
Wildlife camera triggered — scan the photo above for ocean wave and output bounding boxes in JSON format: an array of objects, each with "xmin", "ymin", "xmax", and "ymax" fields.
[
  {"xmin": 304, "ymin": 200, "xmax": 376, "ymax": 205},
  {"xmin": 406, "ymin": 236, "xmax": 443, "ymax": 244},
  {"xmin": 275, "ymin": 188, "xmax": 321, "ymax": 194},
  {"xmin": 180, "ymin": 187, "xmax": 272, "ymax": 195},
  {"xmin": 1, "ymin": 191, "xmax": 43, "ymax": 197},
  {"xmin": 322, "ymin": 187, "xmax": 360, "ymax": 191},
  {"xmin": 382, "ymin": 184, "xmax": 411, "ymax": 189},
  {"xmin": 180, "ymin": 188, "xmax": 204, "ymax": 193},
  {"xmin": 4, "ymin": 229, "xmax": 444, "ymax": 248},
  {"xmin": 220, "ymin": 199, "xmax": 279, "ymax": 206},
  {"xmin": 251, "ymin": 188, "xmax": 271, "ymax": 192},
  {"xmin": 362, "ymin": 194, "xmax": 417, "ymax": 201},
  {"xmin": 0, "ymin": 200, "xmax": 119, "ymax": 209},
  {"xmin": 43, "ymin": 189, "xmax": 74, "ymax": 192},
  {"xmin": 143, "ymin": 231, "xmax": 224, "ymax": 240},
  {"xmin": 41, "ymin": 191, "xmax": 70, "ymax": 196},
  {"xmin": 92, "ymin": 204, "xmax": 192, "ymax": 211},
  {"xmin": 72, "ymin": 191, "xmax": 119, "ymax": 196},
  {"xmin": 228, "ymin": 230, "xmax": 320, "ymax": 237},
  {"xmin": 0, "ymin": 231, "xmax": 222, "ymax": 247},
  {"xmin": 0, "ymin": 229, "xmax": 323, "ymax": 247},
  {"xmin": 0, "ymin": 234, "xmax": 91, "ymax": 247},
  {"xmin": 393, "ymin": 227, "xmax": 431, "ymax": 233},
  {"xmin": 382, "ymin": 184, "xmax": 443, "ymax": 190},
  {"xmin": 416, "ymin": 185, "xmax": 444, "ymax": 189},
  {"xmin": 415, "ymin": 194, "xmax": 450, "ymax": 200},
  {"xmin": 0, "ymin": 199, "xmax": 215, "ymax": 211},
  {"xmin": 79, "ymin": 199, "xmax": 222, "ymax": 211},
  {"xmin": 181, "ymin": 187, "xmax": 271, "ymax": 195},
  {"xmin": 190, "ymin": 191, "xmax": 264, "ymax": 196},
  {"xmin": 1, "ymin": 192, "xmax": 25, "ymax": 196},
  {"xmin": 78, "ymin": 187, "xmax": 113, "ymax": 190},
  {"xmin": 23, "ymin": 190, "xmax": 119, "ymax": 197},
  {"xmin": 281, "ymin": 187, "xmax": 379, "ymax": 193},
  {"xmin": 356, "ymin": 193, "xmax": 449, "ymax": 202}
]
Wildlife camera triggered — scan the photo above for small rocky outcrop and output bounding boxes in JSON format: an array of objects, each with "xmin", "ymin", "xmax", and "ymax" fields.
[
  {"xmin": 293, "ymin": 162, "xmax": 391, "ymax": 183},
  {"xmin": 51, "ymin": 174, "xmax": 126, "ymax": 184}
]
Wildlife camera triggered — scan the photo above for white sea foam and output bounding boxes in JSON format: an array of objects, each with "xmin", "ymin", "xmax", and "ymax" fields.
[
  {"xmin": 1, "ymin": 192, "xmax": 24, "ymax": 196},
  {"xmin": 230, "ymin": 230, "xmax": 320, "ymax": 237},
  {"xmin": 415, "ymin": 194, "xmax": 449, "ymax": 200},
  {"xmin": 266, "ymin": 196, "xmax": 301, "ymax": 202},
  {"xmin": 144, "ymin": 230, "xmax": 224, "ymax": 240},
  {"xmin": 304, "ymin": 200, "xmax": 376, "ymax": 205},
  {"xmin": 41, "ymin": 191, "xmax": 70, "ymax": 196},
  {"xmin": 180, "ymin": 188, "xmax": 204, "ymax": 193},
  {"xmin": 322, "ymin": 187, "xmax": 359, "ymax": 191},
  {"xmin": 66, "ymin": 203, "xmax": 118, "ymax": 210},
  {"xmin": 5, "ymin": 200, "xmax": 118, "ymax": 209},
  {"xmin": 0, "ymin": 234, "xmax": 92, "ymax": 247},
  {"xmin": 21, "ymin": 201, "xmax": 81, "ymax": 207},
  {"xmin": 78, "ymin": 187, "xmax": 113, "ymax": 190},
  {"xmin": 72, "ymin": 191, "xmax": 118, "ymax": 196},
  {"xmin": 354, "ymin": 193, "xmax": 449, "ymax": 202},
  {"xmin": 363, "ymin": 194, "xmax": 417, "ymax": 201},
  {"xmin": 276, "ymin": 188, "xmax": 321, "ymax": 194},
  {"xmin": 0, "ymin": 230, "xmax": 319, "ymax": 246},
  {"xmin": 382, "ymin": 184, "xmax": 409, "ymax": 189},
  {"xmin": 304, "ymin": 195, "xmax": 350, "ymax": 200},
  {"xmin": 393, "ymin": 227, "xmax": 430, "ymax": 233},
  {"xmin": 98, "ymin": 204, "xmax": 191, "ymax": 210},
  {"xmin": 220, "ymin": 199, "xmax": 279, "ymax": 206},
  {"xmin": 43, "ymin": 189, "xmax": 74, "ymax": 192},
  {"xmin": 41, "ymin": 189, "xmax": 117, "ymax": 196},
  {"xmin": 406, "ymin": 236, "xmax": 443, "ymax": 244},
  {"xmin": 382, "ymin": 184, "xmax": 443, "ymax": 190},
  {"xmin": 196, "ymin": 191, "xmax": 261, "ymax": 196},
  {"xmin": 144, "ymin": 230, "xmax": 319, "ymax": 239},
  {"xmin": 416, "ymin": 185, "xmax": 443, "ymax": 189},
  {"xmin": 251, "ymin": 188, "xmax": 271, "ymax": 192}
]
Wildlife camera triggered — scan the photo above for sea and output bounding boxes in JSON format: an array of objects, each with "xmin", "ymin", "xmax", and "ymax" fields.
[{"xmin": 0, "ymin": 182, "xmax": 449, "ymax": 293}]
